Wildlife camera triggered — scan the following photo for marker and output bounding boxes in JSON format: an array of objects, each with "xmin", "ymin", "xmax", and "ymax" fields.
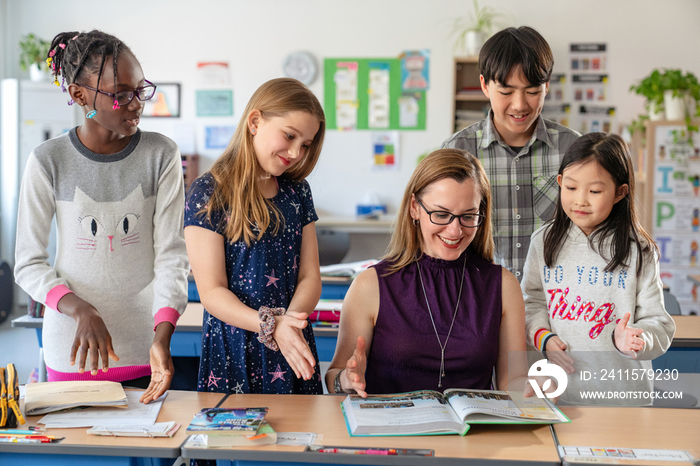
[{"xmin": 0, "ymin": 437, "xmax": 52, "ymax": 443}]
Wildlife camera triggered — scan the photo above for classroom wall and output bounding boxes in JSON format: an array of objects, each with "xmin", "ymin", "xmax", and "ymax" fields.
[{"xmin": 2, "ymin": 0, "xmax": 699, "ymax": 217}]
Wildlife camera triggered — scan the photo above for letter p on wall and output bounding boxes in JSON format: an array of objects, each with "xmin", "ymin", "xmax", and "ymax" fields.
[{"xmin": 656, "ymin": 202, "xmax": 675, "ymax": 227}]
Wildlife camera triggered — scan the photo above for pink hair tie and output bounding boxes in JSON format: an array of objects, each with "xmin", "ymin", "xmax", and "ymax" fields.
[
  {"xmin": 49, "ymin": 50, "xmax": 56, "ymax": 57},
  {"xmin": 72, "ymin": 34, "xmax": 79, "ymax": 40},
  {"xmin": 58, "ymin": 43, "xmax": 66, "ymax": 49}
]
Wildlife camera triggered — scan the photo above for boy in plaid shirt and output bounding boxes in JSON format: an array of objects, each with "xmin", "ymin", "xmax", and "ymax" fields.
[{"xmin": 442, "ymin": 26, "xmax": 580, "ymax": 280}]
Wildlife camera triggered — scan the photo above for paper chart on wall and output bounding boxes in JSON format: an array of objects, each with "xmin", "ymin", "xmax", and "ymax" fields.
[
  {"xmin": 368, "ymin": 63, "xmax": 390, "ymax": 129},
  {"xmin": 652, "ymin": 124, "xmax": 700, "ymax": 315},
  {"xmin": 324, "ymin": 57, "xmax": 426, "ymax": 130},
  {"xmin": 371, "ymin": 132, "xmax": 399, "ymax": 171},
  {"xmin": 334, "ymin": 61, "xmax": 359, "ymax": 130}
]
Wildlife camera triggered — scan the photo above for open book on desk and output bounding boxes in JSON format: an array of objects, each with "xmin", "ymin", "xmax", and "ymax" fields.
[{"xmin": 341, "ymin": 389, "xmax": 570, "ymax": 437}]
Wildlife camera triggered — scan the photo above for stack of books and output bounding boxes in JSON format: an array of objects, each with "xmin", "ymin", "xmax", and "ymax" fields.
[{"xmin": 185, "ymin": 407, "xmax": 276, "ymax": 447}]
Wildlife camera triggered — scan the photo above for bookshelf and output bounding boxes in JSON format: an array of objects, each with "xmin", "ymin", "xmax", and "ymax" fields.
[
  {"xmin": 453, "ymin": 57, "xmax": 490, "ymax": 134},
  {"xmin": 181, "ymin": 154, "xmax": 199, "ymax": 194}
]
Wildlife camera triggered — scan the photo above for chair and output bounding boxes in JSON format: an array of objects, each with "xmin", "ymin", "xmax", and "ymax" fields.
[
  {"xmin": 316, "ymin": 229, "xmax": 350, "ymax": 266},
  {"xmin": 663, "ymin": 288, "xmax": 682, "ymax": 315}
]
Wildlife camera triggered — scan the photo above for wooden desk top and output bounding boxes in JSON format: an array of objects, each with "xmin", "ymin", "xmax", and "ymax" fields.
[
  {"xmin": 0, "ymin": 390, "xmax": 223, "ymax": 458},
  {"xmin": 671, "ymin": 315, "xmax": 700, "ymax": 347},
  {"xmin": 689, "ymin": 275, "xmax": 700, "ymax": 287},
  {"xmin": 181, "ymin": 394, "xmax": 560, "ymax": 465},
  {"xmin": 178, "ymin": 302, "xmax": 205, "ymax": 332},
  {"xmin": 554, "ymin": 406, "xmax": 700, "ymax": 465}
]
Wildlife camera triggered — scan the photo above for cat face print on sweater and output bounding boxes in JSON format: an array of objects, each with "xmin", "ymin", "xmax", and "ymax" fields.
[{"xmin": 73, "ymin": 186, "xmax": 146, "ymax": 253}]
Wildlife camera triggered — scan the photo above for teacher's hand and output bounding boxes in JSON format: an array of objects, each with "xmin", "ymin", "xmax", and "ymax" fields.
[{"xmin": 344, "ymin": 336, "xmax": 368, "ymax": 398}]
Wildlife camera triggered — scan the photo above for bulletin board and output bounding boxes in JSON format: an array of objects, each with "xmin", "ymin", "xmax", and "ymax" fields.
[
  {"xmin": 645, "ymin": 120, "xmax": 700, "ymax": 315},
  {"xmin": 323, "ymin": 58, "xmax": 426, "ymax": 130}
]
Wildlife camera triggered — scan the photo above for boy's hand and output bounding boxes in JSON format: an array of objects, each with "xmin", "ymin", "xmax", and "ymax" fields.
[
  {"xmin": 614, "ymin": 312, "xmax": 645, "ymax": 358},
  {"xmin": 545, "ymin": 336, "xmax": 575, "ymax": 374}
]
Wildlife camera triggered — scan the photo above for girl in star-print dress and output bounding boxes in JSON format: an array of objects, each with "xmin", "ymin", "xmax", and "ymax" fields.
[{"xmin": 184, "ymin": 78, "xmax": 325, "ymax": 396}]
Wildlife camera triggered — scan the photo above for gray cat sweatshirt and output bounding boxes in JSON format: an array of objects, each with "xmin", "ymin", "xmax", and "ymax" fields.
[{"xmin": 14, "ymin": 128, "xmax": 189, "ymax": 381}]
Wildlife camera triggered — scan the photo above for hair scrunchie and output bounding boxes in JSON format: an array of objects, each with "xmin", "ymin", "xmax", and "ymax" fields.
[{"xmin": 257, "ymin": 306, "xmax": 286, "ymax": 351}]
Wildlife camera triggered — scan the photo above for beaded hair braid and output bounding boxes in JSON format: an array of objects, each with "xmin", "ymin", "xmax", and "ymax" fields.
[{"xmin": 47, "ymin": 30, "xmax": 130, "ymax": 110}]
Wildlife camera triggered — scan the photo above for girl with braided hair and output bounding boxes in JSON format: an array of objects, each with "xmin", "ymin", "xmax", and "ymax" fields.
[{"xmin": 14, "ymin": 30, "xmax": 189, "ymax": 403}]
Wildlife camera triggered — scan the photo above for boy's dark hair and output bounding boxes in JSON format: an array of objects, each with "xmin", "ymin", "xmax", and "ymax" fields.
[
  {"xmin": 479, "ymin": 26, "xmax": 553, "ymax": 87},
  {"xmin": 48, "ymin": 30, "xmax": 131, "ymax": 109},
  {"xmin": 544, "ymin": 133, "xmax": 656, "ymax": 275}
]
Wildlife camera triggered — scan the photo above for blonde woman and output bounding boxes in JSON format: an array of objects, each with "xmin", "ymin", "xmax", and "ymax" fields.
[
  {"xmin": 185, "ymin": 78, "xmax": 325, "ymax": 395},
  {"xmin": 327, "ymin": 149, "xmax": 546, "ymax": 397}
]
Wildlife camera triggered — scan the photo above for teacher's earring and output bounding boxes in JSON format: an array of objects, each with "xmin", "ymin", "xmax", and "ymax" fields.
[
  {"xmin": 251, "ymin": 128, "xmax": 256, "ymax": 135},
  {"xmin": 412, "ymin": 218, "xmax": 419, "ymax": 227},
  {"xmin": 86, "ymin": 110, "xmax": 97, "ymax": 119}
]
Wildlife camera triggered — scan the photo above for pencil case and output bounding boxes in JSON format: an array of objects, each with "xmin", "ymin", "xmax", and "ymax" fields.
[{"xmin": 0, "ymin": 363, "xmax": 25, "ymax": 427}]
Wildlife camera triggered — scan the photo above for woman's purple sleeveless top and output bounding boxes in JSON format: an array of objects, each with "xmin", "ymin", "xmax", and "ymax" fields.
[{"xmin": 365, "ymin": 248, "xmax": 502, "ymax": 393}]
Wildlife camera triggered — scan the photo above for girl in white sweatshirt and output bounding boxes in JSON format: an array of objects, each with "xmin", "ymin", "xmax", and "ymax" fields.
[{"xmin": 522, "ymin": 133, "xmax": 675, "ymax": 405}]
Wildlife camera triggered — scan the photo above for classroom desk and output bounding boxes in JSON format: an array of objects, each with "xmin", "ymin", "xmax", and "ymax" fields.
[
  {"xmin": 0, "ymin": 390, "xmax": 225, "ymax": 466},
  {"xmin": 670, "ymin": 315, "xmax": 700, "ymax": 348},
  {"xmin": 181, "ymin": 394, "xmax": 560, "ymax": 465},
  {"xmin": 553, "ymin": 406, "xmax": 700, "ymax": 465},
  {"xmin": 689, "ymin": 274, "xmax": 700, "ymax": 288},
  {"xmin": 316, "ymin": 216, "xmax": 395, "ymax": 234}
]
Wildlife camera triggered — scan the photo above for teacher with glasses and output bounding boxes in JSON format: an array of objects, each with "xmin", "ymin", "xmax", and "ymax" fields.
[{"xmin": 327, "ymin": 149, "xmax": 548, "ymax": 398}]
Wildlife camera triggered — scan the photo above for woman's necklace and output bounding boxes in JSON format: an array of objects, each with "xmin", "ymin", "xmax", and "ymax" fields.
[{"xmin": 416, "ymin": 254, "xmax": 467, "ymax": 389}]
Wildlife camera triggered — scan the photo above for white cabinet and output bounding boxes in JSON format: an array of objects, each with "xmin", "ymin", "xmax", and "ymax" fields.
[{"xmin": 1, "ymin": 79, "xmax": 80, "ymax": 311}]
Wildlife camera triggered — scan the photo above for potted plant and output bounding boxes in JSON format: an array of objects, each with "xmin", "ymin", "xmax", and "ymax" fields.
[
  {"xmin": 19, "ymin": 33, "xmax": 51, "ymax": 82},
  {"xmin": 629, "ymin": 69, "xmax": 700, "ymax": 136},
  {"xmin": 450, "ymin": 0, "xmax": 503, "ymax": 57}
]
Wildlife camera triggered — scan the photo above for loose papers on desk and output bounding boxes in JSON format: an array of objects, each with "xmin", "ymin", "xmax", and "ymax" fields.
[
  {"xmin": 320, "ymin": 259, "xmax": 378, "ymax": 278},
  {"xmin": 25, "ymin": 380, "xmax": 128, "ymax": 415},
  {"xmin": 38, "ymin": 391, "xmax": 166, "ymax": 428},
  {"xmin": 88, "ymin": 421, "xmax": 180, "ymax": 437}
]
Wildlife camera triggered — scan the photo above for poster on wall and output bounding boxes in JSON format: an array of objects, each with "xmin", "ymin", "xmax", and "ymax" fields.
[
  {"xmin": 196, "ymin": 90, "xmax": 233, "ymax": 117},
  {"xmin": 569, "ymin": 43, "xmax": 610, "ymax": 134},
  {"xmin": 324, "ymin": 57, "xmax": 427, "ymax": 130},
  {"xmin": 196, "ymin": 62, "xmax": 231, "ymax": 87},
  {"xmin": 142, "ymin": 83, "xmax": 180, "ymax": 118},
  {"xmin": 651, "ymin": 123, "xmax": 700, "ymax": 314},
  {"xmin": 399, "ymin": 50, "xmax": 430, "ymax": 91},
  {"xmin": 371, "ymin": 132, "xmax": 399, "ymax": 171},
  {"xmin": 205, "ymin": 126, "xmax": 236, "ymax": 149}
]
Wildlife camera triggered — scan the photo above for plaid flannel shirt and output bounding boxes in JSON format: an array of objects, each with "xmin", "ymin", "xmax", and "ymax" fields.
[{"xmin": 441, "ymin": 112, "xmax": 580, "ymax": 280}]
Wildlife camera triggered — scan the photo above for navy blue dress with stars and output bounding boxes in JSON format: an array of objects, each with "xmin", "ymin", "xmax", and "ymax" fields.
[{"xmin": 184, "ymin": 172, "xmax": 323, "ymax": 395}]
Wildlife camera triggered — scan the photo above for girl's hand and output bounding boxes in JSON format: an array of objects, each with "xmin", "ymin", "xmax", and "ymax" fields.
[
  {"xmin": 59, "ymin": 294, "xmax": 119, "ymax": 375},
  {"xmin": 523, "ymin": 375, "xmax": 560, "ymax": 403},
  {"xmin": 141, "ymin": 323, "xmax": 175, "ymax": 404},
  {"xmin": 344, "ymin": 336, "xmax": 368, "ymax": 398},
  {"xmin": 614, "ymin": 312, "xmax": 645, "ymax": 358},
  {"xmin": 545, "ymin": 336, "xmax": 575, "ymax": 374},
  {"xmin": 272, "ymin": 313, "xmax": 316, "ymax": 380}
]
